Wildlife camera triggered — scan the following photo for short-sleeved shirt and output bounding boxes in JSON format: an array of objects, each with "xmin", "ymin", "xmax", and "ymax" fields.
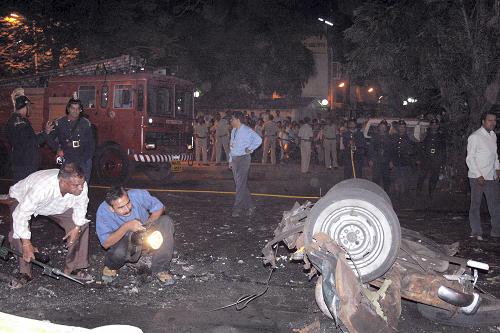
[{"xmin": 96, "ymin": 189, "xmax": 164, "ymax": 245}]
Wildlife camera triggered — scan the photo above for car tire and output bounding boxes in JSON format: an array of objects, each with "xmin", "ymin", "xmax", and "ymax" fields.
[{"xmin": 304, "ymin": 180, "xmax": 401, "ymax": 283}]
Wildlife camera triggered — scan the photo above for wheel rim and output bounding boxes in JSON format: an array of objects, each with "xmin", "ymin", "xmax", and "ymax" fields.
[
  {"xmin": 311, "ymin": 200, "xmax": 391, "ymax": 276},
  {"xmin": 99, "ymin": 150, "xmax": 124, "ymax": 179}
]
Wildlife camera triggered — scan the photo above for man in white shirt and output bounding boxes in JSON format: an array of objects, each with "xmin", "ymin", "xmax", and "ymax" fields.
[
  {"xmin": 466, "ymin": 111, "xmax": 500, "ymax": 240},
  {"xmin": 7, "ymin": 163, "xmax": 91, "ymax": 282}
]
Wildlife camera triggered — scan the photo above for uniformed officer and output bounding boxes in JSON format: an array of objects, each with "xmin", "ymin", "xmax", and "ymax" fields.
[
  {"xmin": 298, "ymin": 117, "xmax": 314, "ymax": 173},
  {"xmin": 261, "ymin": 114, "xmax": 278, "ymax": 165},
  {"xmin": 47, "ymin": 97, "xmax": 95, "ymax": 182},
  {"xmin": 194, "ymin": 116, "xmax": 209, "ymax": 166},
  {"xmin": 214, "ymin": 113, "xmax": 230, "ymax": 165},
  {"xmin": 416, "ymin": 118, "xmax": 446, "ymax": 197},
  {"xmin": 6, "ymin": 94, "xmax": 52, "ymax": 181},
  {"xmin": 369, "ymin": 120, "xmax": 392, "ymax": 192},
  {"xmin": 342, "ymin": 118, "xmax": 367, "ymax": 179},
  {"xmin": 320, "ymin": 118, "xmax": 339, "ymax": 169},
  {"xmin": 389, "ymin": 120, "xmax": 416, "ymax": 195}
]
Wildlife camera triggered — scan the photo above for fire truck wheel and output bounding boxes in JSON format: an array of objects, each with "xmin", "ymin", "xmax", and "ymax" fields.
[
  {"xmin": 144, "ymin": 162, "xmax": 172, "ymax": 183},
  {"xmin": 94, "ymin": 144, "xmax": 129, "ymax": 184}
]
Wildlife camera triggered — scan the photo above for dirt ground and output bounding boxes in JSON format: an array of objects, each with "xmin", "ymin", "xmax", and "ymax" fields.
[{"xmin": 0, "ymin": 163, "xmax": 499, "ymax": 333}]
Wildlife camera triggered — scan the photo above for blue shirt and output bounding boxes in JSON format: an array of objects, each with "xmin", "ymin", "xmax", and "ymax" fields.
[
  {"xmin": 96, "ymin": 189, "xmax": 164, "ymax": 245},
  {"xmin": 229, "ymin": 125, "xmax": 262, "ymax": 162}
]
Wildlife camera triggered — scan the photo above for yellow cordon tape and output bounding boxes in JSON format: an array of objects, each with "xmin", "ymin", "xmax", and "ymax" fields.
[
  {"xmin": 1, "ymin": 179, "xmax": 320, "ymax": 200},
  {"xmin": 89, "ymin": 185, "xmax": 320, "ymax": 200}
]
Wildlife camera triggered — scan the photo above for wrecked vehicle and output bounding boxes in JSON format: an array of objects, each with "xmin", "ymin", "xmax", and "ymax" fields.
[{"xmin": 262, "ymin": 179, "xmax": 500, "ymax": 332}]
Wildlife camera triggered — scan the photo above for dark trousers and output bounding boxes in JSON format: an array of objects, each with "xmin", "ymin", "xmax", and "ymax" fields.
[
  {"xmin": 231, "ymin": 154, "xmax": 253, "ymax": 212},
  {"xmin": 372, "ymin": 160, "xmax": 391, "ymax": 192},
  {"xmin": 343, "ymin": 157, "xmax": 363, "ymax": 179},
  {"xmin": 417, "ymin": 160, "xmax": 441, "ymax": 195},
  {"xmin": 104, "ymin": 215, "xmax": 175, "ymax": 273},
  {"xmin": 8, "ymin": 201, "xmax": 89, "ymax": 275},
  {"xmin": 394, "ymin": 166, "xmax": 412, "ymax": 194},
  {"xmin": 468, "ymin": 178, "xmax": 500, "ymax": 237}
]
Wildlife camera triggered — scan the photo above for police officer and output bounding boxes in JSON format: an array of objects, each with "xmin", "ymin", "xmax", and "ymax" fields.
[
  {"xmin": 47, "ymin": 97, "xmax": 95, "ymax": 182},
  {"xmin": 298, "ymin": 117, "xmax": 314, "ymax": 173},
  {"xmin": 389, "ymin": 120, "xmax": 416, "ymax": 195},
  {"xmin": 214, "ymin": 113, "xmax": 230, "ymax": 165},
  {"xmin": 342, "ymin": 118, "xmax": 367, "ymax": 179},
  {"xmin": 261, "ymin": 114, "xmax": 278, "ymax": 165},
  {"xmin": 369, "ymin": 120, "xmax": 392, "ymax": 192},
  {"xmin": 6, "ymin": 94, "xmax": 53, "ymax": 181},
  {"xmin": 416, "ymin": 118, "xmax": 446, "ymax": 197},
  {"xmin": 320, "ymin": 118, "xmax": 339, "ymax": 169},
  {"xmin": 194, "ymin": 116, "xmax": 209, "ymax": 166}
]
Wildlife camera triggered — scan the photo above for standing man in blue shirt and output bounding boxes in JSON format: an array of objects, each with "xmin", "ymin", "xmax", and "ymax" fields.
[
  {"xmin": 96, "ymin": 187, "xmax": 175, "ymax": 284},
  {"xmin": 229, "ymin": 111, "xmax": 262, "ymax": 217}
]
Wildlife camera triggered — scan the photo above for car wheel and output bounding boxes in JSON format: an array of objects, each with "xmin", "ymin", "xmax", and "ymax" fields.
[{"xmin": 304, "ymin": 180, "xmax": 401, "ymax": 283}]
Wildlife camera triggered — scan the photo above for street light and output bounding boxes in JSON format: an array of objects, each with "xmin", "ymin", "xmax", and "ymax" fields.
[
  {"xmin": 368, "ymin": 87, "xmax": 374, "ymax": 93},
  {"xmin": 338, "ymin": 82, "xmax": 345, "ymax": 88},
  {"xmin": 3, "ymin": 12, "xmax": 39, "ymax": 74}
]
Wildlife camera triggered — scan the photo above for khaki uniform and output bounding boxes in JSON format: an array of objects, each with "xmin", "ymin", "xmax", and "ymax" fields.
[
  {"xmin": 322, "ymin": 124, "xmax": 338, "ymax": 168},
  {"xmin": 298, "ymin": 123, "xmax": 313, "ymax": 173},
  {"xmin": 215, "ymin": 118, "xmax": 230, "ymax": 163},
  {"xmin": 194, "ymin": 123, "xmax": 208, "ymax": 164},
  {"xmin": 262, "ymin": 120, "xmax": 278, "ymax": 164}
]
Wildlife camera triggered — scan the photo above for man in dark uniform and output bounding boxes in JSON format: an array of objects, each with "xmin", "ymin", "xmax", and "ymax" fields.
[
  {"xmin": 369, "ymin": 120, "xmax": 392, "ymax": 192},
  {"xmin": 342, "ymin": 118, "xmax": 368, "ymax": 179},
  {"xmin": 416, "ymin": 118, "xmax": 446, "ymax": 198},
  {"xmin": 6, "ymin": 94, "xmax": 52, "ymax": 181},
  {"xmin": 47, "ymin": 97, "xmax": 95, "ymax": 182},
  {"xmin": 389, "ymin": 120, "xmax": 416, "ymax": 195}
]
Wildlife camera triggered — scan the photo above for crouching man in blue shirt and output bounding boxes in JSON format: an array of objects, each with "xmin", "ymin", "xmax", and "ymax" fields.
[
  {"xmin": 229, "ymin": 111, "xmax": 262, "ymax": 217},
  {"xmin": 96, "ymin": 187, "xmax": 175, "ymax": 285}
]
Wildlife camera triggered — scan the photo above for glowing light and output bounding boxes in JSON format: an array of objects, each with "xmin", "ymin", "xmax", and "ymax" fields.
[
  {"xmin": 403, "ymin": 101, "xmax": 408, "ymax": 106},
  {"xmin": 325, "ymin": 20, "xmax": 333, "ymax": 26},
  {"xmin": 368, "ymin": 87, "xmax": 374, "ymax": 93},
  {"xmin": 148, "ymin": 117, "xmax": 153, "ymax": 124},
  {"xmin": 320, "ymin": 99, "xmax": 329, "ymax": 106},
  {"xmin": 318, "ymin": 18, "xmax": 325, "ymax": 22},
  {"xmin": 146, "ymin": 230, "xmax": 163, "ymax": 250},
  {"xmin": 193, "ymin": 90, "xmax": 200, "ymax": 98},
  {"xmin": 338, "ymin": 82, "xmax": 345, "ymax": 88}
]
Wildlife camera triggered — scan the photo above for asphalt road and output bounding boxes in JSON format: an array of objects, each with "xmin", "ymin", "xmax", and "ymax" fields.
[{"xmin": 0, "ymin": 163, "xmax": 499, "ymax": 332}]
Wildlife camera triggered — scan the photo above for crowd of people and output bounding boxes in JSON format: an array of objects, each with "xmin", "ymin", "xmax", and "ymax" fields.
[{"xmin": 195, "ymin": 109, "xmax": 448, "ymax": 198}]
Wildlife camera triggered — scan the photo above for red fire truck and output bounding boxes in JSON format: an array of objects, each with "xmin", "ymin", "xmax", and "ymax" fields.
[{"xmin": 0, "ymin": 55, "xmax": 194, "ymax": 183}]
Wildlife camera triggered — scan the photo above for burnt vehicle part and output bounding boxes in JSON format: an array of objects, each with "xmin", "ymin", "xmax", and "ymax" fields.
[{"xmin": 261, "ymin": 179, "xmax": 500, "ymax": 331}]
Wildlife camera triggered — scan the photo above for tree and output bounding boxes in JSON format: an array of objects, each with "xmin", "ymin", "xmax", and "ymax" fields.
[{"xmin": 344, "ymin": 0, "xmax": 500, "ymax": 180}]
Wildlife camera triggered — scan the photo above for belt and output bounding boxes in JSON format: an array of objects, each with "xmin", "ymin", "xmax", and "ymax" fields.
[{"xmin": 65, "ymin": 140, "xmax": 80, "ymax": 148}]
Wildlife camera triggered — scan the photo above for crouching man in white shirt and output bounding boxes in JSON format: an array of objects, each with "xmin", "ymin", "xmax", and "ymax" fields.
[
  {"xmin": 466, "ymin": 111, "xmax": 500, "ymax": 240},
  {"xmin": 8, "ymin": 162, "xmax": 91, "ymax": 283}
]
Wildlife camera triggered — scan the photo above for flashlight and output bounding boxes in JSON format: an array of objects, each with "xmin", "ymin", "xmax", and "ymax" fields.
[{"xmin": 131, "ymin": 228, "xmax": 164, "ymax": 250}]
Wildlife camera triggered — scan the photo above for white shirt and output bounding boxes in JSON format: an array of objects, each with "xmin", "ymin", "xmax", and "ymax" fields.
[
  {"xmin": 9, "ymin": 169, "xmax": 89, "ymax": 239},
  {"xmin": 466, "ymin": 127, "xmax": 500, "ymax": 180}
]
